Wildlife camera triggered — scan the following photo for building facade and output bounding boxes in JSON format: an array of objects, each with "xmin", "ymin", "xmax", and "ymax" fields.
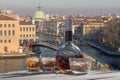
[
  {"xmin": 19, "ymin": 21, "xmax": 36, "ymax": 45},
  {"xmin": 81, "ymin": 22, "xmax": 104, "ymax": 40},
  {"xmin": 0, "ymin": 14, "xmax": 19, "ymax": 53},
  {"xmin": 45, "ymin": 21, "xmax": 63, "ymax": 36},
  {"xmin": 0, "ymin": 14, "xmax": 36, "ymax": 53}
]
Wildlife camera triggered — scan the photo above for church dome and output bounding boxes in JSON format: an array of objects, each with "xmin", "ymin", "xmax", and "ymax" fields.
[{"xmin": 34, "ymin": 6, "xmax": 45, "ymax": 19}]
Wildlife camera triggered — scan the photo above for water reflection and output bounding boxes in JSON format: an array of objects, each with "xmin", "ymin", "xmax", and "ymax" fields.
[
  {"xmin": 0, "ymin": 47, "xmax": 56, "ymax": 73},
  {"xmin": 0, "ymin": 58, "xmax": 26, "ymax": 73}
]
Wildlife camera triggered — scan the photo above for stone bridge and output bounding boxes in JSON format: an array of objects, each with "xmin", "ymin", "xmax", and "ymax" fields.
[{"xmin": 30, "ymin": 41, "xmax": 58, "ymax": 51}]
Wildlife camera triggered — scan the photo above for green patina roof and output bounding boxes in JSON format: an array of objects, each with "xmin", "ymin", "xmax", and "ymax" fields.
[
  {"xmin": 34, "ymin": 5, "xmax": 45, "ymax": 19},
  {"xmin": 34, "ymin": 10, "xmax": 45, "ymax": 19}
]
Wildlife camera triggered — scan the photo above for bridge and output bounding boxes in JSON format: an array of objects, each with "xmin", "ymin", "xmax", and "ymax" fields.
[
  {"xmin": 31, "ymin": 39, "xmax": 119, "ymax": 56},
  {"xmin": 30, "ymin": 39, "xmax": 89, "ymax": 51},
  {"xmin": 30, "ymin": 41, "xmax": 58, "ymax": 51}
]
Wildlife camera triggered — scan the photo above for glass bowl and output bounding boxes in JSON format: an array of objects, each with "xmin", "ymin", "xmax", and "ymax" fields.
[{"xmin": 69, "ymin": 58, "xmax": 91, "ymax": 74}]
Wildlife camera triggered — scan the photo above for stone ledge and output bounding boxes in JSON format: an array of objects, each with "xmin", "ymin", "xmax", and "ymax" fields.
[{"xmin": 0, "ymin": 70, "xmax": 120, "ymax": 80}]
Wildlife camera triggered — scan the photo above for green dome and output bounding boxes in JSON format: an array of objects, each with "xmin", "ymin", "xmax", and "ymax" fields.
[{"xmin": 34, "ymin": 10, "xmax": 45, "ymax": 19}]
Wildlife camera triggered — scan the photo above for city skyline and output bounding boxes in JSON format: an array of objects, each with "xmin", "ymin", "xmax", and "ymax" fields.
[{"xmin": 0, "ymin": 0, "xmax": 120, "ymax": 16}]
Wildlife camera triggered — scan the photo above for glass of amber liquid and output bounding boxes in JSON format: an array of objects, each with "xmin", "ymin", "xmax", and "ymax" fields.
[
  {"xmin": 26, "ymin": 53, "xmax": 40, "ymax": 72},
  {"xmin": 41, "ymin": 54, "xmax": 56, "ymax": 73}
]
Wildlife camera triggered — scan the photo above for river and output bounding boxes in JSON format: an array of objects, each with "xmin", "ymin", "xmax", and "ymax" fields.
[{"xmin": 0, "ymin": 33, "xmax": 120, "ymax": 73}]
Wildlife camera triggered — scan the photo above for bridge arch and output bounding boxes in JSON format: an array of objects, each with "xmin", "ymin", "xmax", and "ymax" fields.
[{"xmin": 30, "ymin": 42, "xmax": 58, "ymax": 51}]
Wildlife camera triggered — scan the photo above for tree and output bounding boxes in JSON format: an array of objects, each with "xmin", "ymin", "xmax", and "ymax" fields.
[{"xmin": 101, "ymin": 18, "xmax": 120, "ymax": 48}]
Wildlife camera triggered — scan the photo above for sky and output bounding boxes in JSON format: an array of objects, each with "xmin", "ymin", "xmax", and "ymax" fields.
[{"xmin": 0, "ymin": 0, "xmax": 120, "ymax": 16}]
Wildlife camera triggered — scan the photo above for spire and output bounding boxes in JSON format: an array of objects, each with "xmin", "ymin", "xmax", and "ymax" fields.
[
  {"xmin": 37, "ymin": 3, "xmax": 41, "ymax": 11},
  {"xmin": 38, "ymin": 3, "xmax": 40, "ymax": 7}
]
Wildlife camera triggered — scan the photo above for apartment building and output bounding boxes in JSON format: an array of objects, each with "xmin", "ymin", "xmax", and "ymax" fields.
[
  {"xmin": 19, "ymin": 21, "xmax": 36, "ymax": 45},
  {"xmin": 0, "ymin": 14, "xmax": 36, "ymax": 53},
  {"xmin": 45, "ymin": 20, "xmax": 63, "ymax": 36},
  {"xmin": 0, "ymin": 14, "xmax": 19, "ymax": 53},
  {"xmin": 81, "ymin": 22, "xmax": 104, "ymax": 35}
]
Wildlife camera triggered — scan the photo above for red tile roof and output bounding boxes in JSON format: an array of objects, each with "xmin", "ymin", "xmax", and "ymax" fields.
[
  {"xmin": 20, "ymin": 21, "xmax": 33, "ymax": 25},
  {"xmin": 0, "ymin": 14, "xmax": 16, "ymax": 20}
]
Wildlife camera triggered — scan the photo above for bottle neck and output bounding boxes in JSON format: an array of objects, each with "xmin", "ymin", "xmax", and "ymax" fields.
[
  {"xmin": 66, "ymin": 41, "xmax": 73, "ymax": 45},
  {"xmin": 65, "ymin": 31, "xmax": 72, "ymax": 42}
]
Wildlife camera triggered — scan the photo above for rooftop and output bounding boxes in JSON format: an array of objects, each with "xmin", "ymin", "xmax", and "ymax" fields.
[
  {"xmin": 19, "ymin": 21, "xmax": 33, "ymax": 25},
  {"xmin": 0, "ymin": 14, "xmax": 16, "ymax": 20}
]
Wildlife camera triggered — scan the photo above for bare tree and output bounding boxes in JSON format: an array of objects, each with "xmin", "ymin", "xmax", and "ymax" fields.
[{"xmin": 100, "ymin": 18, "xmax": 120, "ymax": 48}]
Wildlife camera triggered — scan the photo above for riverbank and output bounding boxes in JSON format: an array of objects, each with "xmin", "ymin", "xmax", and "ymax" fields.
[
  {"xmin": 0, "ymin": 52, "xmax": 38, "ymax": 59},
  {"xmin": 0, "ymin": 53, "xmax": 27, "ymax": 59}
]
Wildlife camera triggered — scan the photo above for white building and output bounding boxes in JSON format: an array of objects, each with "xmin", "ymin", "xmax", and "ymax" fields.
[{"xmin": 45, "ymin": 21, "xmax": 63, "ymax": 36}]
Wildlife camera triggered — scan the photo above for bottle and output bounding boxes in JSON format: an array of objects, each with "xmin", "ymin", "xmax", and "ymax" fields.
[{"xmin": 56, "ymin": 18, "xmax": 84, "ymax": 71}]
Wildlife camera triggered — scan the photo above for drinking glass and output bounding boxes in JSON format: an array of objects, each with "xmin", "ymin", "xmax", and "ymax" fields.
[
  {"xmin": 41, "ymin": 54, "xmax": 56, "ymax": 73},
  {"xmin": 26, "ymin": 53, "xmax": 40, "ymax": 72},
  {"xmin": 69, "ymin": 58, "xmax": 91, "ymax": 74}
]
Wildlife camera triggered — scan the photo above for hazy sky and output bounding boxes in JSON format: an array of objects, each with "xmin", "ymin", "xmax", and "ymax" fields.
[{"xmin": 0, "ymin": 0, "xmax": 120, "ymax": 16}]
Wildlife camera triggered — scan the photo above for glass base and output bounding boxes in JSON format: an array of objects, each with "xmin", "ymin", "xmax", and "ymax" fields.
[{"xmin": 27, "ymin": 67, "xmax": 40, "ymax": 73}]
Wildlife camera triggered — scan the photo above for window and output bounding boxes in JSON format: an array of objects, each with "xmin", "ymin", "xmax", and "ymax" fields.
[
  {"xmin": 19, "ymin": 39, "xmax": 22, "ymax": 45},
  {"xmin": 29, "ymin": 34, "xmax": 31, "ymax": 37},
  {"xmin": 12, "ymin": 30, "xmax": 15, "ymax": 36},
  {"xmin": 32, "ymin": 27, "xmax": 34, "ymax": 31},
  {"xmin": 20, "ymin": 35, "xmax": 22, "ymax": 37},
  {"xmin": 23, "ymin": 35, "xmax": 25, "ymax": 37},
  {"xmin": 8, "ymin": 30, "xmax": 11, "ymax": 36},
  {"xmin": 12, "ymin": 24, "xmax": 15, "ymax": 27},
  {"xmin": 8, "ymin": 40, "xmax": 11, "ymax": 43},
  {"xmin": 4, "ymin": 30, "xmax": 7, "ymax": 36},
  {"xmin": 4, "ymin": 40, "xmax": 7, "ymax": 43},
  {"xmin": 32, "ymin": 34, "xmax": 34, "ymax": 37},
  {"xmin": 23, "ymin": 27, "xmax": 25, "ymax": 31},
  {"xmin": 26, "ymin": 27, "xmax": 28, "ymax": 32},
  {"xmin": 8, "ymin": 24, "xmax": 11, "ymax": 27},
  {"xmin": 20, "ymin": 27, "xmax": 22, "ymax": 32},
  {"xmin": 26, "ymin": 34, "xmax": 28, "ymax": 37},
  {"xmin": 29, "ymin": 27, "xmax": 31, "ymax": 31},
  {"xmin": 0, "ymin": 24, "xmax": 2, "ymax": 27},
  {"xmin": 0, "ymin": 40, "xmax": 2, "ymax": 43},
  {"xmin": 0, "ymin": 30, "xmax": 2, "ymax": 36},
  {"xmin": 4, "ymin": 24, "xmax": 6, "ymax": 27}
]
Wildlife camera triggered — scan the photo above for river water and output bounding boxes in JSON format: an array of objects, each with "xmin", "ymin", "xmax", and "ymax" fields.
[{"xmin": 0, "ymin": 33, "xmax": 120, "ymax": 73}]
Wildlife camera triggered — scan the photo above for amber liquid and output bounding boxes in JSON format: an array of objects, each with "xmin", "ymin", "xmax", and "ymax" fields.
[
  {"xmin": 56, "ymin": 30, "xmax": 84, "ymax": 70},
  {"xmin": 56, "ymin": 54, "xmax": 84, "ymax": 70}
]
